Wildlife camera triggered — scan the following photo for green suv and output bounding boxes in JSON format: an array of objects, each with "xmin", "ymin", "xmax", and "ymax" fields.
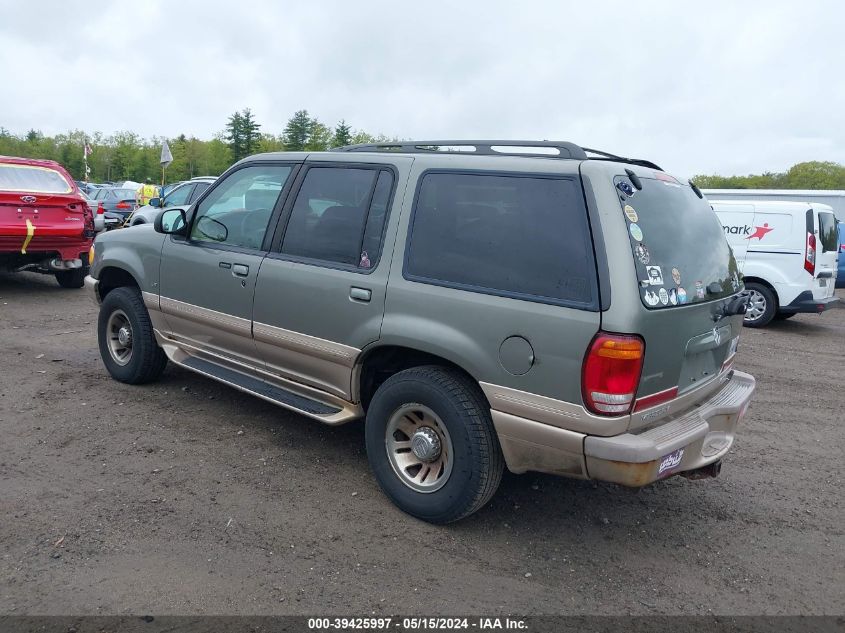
[{"xmin": 87, "ymin": 141, "xmax": 755, "ymax": 523}]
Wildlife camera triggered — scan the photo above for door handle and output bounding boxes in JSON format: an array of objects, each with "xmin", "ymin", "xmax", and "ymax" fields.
[
  {"xmin": 349, "ymin": 287, "xmax": 372, "ymax": 302},
  {"xmin": 232, "ymin": 263, "xmax": 249, "ymax": 277}
]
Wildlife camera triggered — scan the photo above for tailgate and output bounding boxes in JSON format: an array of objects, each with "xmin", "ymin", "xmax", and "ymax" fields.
[{"xmin": 604, "ymin": 171, "xmax": 745, "ymax": 408}]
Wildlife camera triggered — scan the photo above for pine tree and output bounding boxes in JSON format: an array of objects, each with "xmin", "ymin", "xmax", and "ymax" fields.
[
  {"xmin": 240, "ymin": 108, "xmax": 261, "ymax": 157},
  {"xmin": 332, "ymin": 120, "xmax": 352, "ymax": 148},
  {"xmin": 283, "ymin": 110, "xmax": 312, "ymax": 151},
  {"xmin": 225, "ymin": 110, "xmax": 245, "ymax": 161}
]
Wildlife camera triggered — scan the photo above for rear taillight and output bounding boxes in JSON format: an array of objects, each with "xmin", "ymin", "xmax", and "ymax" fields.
[
  {"xmin": 804, "ymin": 232, "xmax": 816, "ymax": 276},
  {"xmin": 116, "ymin": 201, "xmax": 131, "ymax": 210},
  {"xmin": 582, "ymin": 333, "xmax": 645, "ymax": 416},
  {"xmin": 97, "ymin": 202, "xmax": 104, "ymax": 215}
]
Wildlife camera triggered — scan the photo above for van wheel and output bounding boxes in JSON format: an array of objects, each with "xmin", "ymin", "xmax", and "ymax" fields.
[
  {"xmin": 365, "ymin": 366, "xmax": 503, "ymax": 524},
  {"xmin": 55, "ymin": 266, "xmax": 87, "ymax": 289},
  {"xmin": 98, "ymin": 287, "xmax": 168, "ymax": 384},
  {"xmin": 743, "ymin": 283, "xmax": 776, "ymax": 327}
]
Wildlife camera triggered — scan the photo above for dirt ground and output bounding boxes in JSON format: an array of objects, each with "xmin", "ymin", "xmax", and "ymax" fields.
[{"xmin": 0, "ymin": 272, "xmax": 842, "ymax": 616}]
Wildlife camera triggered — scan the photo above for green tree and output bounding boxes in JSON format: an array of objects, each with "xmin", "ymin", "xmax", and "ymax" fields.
[
  {"xmin": 283, "ymin": 110, "xmax": 312, "ymax": 151},
  {"xmin": 305, "ymin": 119, "xmax": 333, "ymax": 151},
  {"xmin": 332, "ymin": 120, "xmax": 352, "ymax": 147},
  {"xmin": 225, "ymin": 108, "xmax": 262, "ymax": 161}
]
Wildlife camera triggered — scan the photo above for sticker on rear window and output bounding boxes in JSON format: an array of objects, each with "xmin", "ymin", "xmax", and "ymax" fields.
[
  {"xmin": 671, "ymin": 267, "xmax": 681, "ymax": 285},
  {"xmin": 645, "ymin": 266, "xmax": 664, "ymax": 285},
  {"xmin": 624, "ymin": 205, "xmax": 638, "ymax": 222},
  {"xmin": 635, "ymin": 243, "xmax": 650, "ymax": 264},
  {"xmin": 677, "ymin": 287, "xmax": 687, "ymax": 304},
  {"xmin": 668, "ymin": 288, "xmax": 678, "ymax": 305},
  {"xmin": 658, "ymin": 288, "xmax": 669, "ymax": 305},
  {"xmin": 643, "ymin": 289, "xmax": 660, "ymax": 306},
  {"xmin": 658, "ymin": 448, "xmax": 684, "ymax": 476},
  {"xmin": 629, "ymin": 223, "xmax": 643, "ymax": 241},
  {"xmin": 695, "ymin": 280, "xmax": 705, "ymax": 299}
]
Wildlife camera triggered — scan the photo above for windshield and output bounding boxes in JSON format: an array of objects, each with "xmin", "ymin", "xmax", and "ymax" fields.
[
  {"xmin": 0, "ymin": 164, "xmax": 72, "ymax": 194},
  {"xmin": 615, "ymin": 174, "xmax": 741, "ymax": 309},
  {"xmin": 818, "ymin": 211, "xmax": 837, "ymax": 252}
]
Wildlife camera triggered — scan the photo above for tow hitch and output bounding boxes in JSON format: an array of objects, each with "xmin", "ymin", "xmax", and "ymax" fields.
[{"xmin": 681, "ymin": 460, "xmax": 722, "ymax": 480}]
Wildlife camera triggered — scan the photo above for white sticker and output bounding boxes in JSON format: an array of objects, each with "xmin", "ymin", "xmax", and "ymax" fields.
[
  {"xmin": 645, "ymin": 265, "xmax": 664, "ymax": 285},
  {"xmin": 643, "ymin": 289, "xmax": 660, "ymax": 306},
  {"xmin": 629, "ymin": 223, "xmax": 643, "ymax": 242},
  {"xmin": 668, "ymin": 288, "xmax": 678, "ymax": 305},
  {"xmin": 658, "ymin": 448, "xmax": 685, "ymax": 475},
  {"xmin": 658, "ymin": 288, "xmax": 669, "ymax": 305}
]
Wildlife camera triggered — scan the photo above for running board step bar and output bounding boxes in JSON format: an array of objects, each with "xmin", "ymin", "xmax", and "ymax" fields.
[{"xmin": 180, "ymin": 356, "xmax": 343, "ymax": 417}]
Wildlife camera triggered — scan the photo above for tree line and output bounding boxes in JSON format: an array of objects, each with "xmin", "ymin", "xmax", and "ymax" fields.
[
  {"xmin": 2, "ymin": 110, "xmax": 843, "ymax": 190},
  {"xmin": 0, "ymin": 109, "xmax": 392, "ymax": 183},
  {"xmin": 691, "ymin": 161, "xmax": 845, "ymax": 190}
]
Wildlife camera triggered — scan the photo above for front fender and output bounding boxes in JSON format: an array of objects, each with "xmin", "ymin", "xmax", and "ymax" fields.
[{"xmin": 90, "ymin": 226, "xmax": 165, "ymax": 295}]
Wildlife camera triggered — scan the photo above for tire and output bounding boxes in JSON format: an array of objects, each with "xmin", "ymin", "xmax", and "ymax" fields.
[
  {"xmin": 97, "ymin": 286, "xmax": 167, "ymax": 384},
  {"xmin": 743, "ymin": 282, "xmax": 777, "ymax": 328},
  {"xmin": 365, "ymin": 366, "xmax": 504, "ymax": 524},
  {"xmin": 55, "ymin": 266, "xmax": 88, "ymax": 289},
  {"xmin": 774, "ymin": 311, "xmax": 795, "ymax": 321}
]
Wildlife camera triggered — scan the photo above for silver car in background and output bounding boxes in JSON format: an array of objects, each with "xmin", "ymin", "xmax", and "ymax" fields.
[{"xmin": 128, "ymin": 177, "xmax": 215, "ymax": 226}]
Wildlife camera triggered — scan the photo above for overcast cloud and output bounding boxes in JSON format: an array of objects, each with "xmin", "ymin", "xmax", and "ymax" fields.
[{"xmin": 0, "ymin": 0, "xmax": 840, "ymax": 177}]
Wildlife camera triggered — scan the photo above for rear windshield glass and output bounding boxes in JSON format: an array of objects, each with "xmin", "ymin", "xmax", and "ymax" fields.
[
  {"xmin": 818, "ymin": 211, "xmax": 838, "ymax": 252},
  {"xmin": 0, "ymin": 164, "xmax": 72, "ymax": 194},
  {"xmin": 615, "ymin": 174, "xmax": 740, "ymax": 309},
  {"xmin": 109, "ymin": 188, "xmax": 137, "ymax": 200}
]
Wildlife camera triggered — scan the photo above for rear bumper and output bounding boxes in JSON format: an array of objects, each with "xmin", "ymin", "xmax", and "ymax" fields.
[
  {"xmin": 490, "ymin": 370, "xmax": 755, "ymax": 487},
  {"xmin": 0, "ymin": 234, "xmax": 91, "ymax": 260},
  {"xmin": 583, "ymin": 370, "xmax": 755, "ymax": 486},
  {"xmin": 779, "ymin": 290, "xmax": 839, "ymax": 314}
]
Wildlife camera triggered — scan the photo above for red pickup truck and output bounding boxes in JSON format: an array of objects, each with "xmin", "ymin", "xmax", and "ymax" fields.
[{"xmin": 0, "ymin": 156, "xmax": 95, "ymax": 288}]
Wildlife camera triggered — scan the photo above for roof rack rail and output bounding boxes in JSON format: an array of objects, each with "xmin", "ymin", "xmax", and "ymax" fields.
[
  {"xmin": 334, "ymin": 140, "xmax": 588, "ymax": 160},
  {"xmin": 334, "ymin": 140, "xmax": 662, "ymax": 171}
]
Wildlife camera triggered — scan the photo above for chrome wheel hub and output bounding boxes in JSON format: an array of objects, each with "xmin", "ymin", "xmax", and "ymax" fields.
[
  {"xmin": 411, "ymin": 427, "xmax": 442, "ymax": 463},
  {"xmin": 385, "ymin": 404, "xmax": 453, "ymax": 493},
  {"xmin": 106, "ymin": 309, "xmax": 133, "ymax": 366},
  {"xmin": 744, "ymin": 290, "xmax": 766, "ymax": 321},
  {"xmin": 117, "ymin": 326, "xmax": 132, "ymax": 347}
]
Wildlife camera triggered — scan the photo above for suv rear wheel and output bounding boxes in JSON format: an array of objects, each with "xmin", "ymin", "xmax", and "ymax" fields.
[
  {"xmin": 365, "ymin": 366, "xmax": 503, "ymax": 523},
  {"xmin": 97, "ymin": 287, "xmax": 168, "ymax": 383},
  {"xmin": 743, "ymin": 282, "xmax": 776, "ymax": 328}
]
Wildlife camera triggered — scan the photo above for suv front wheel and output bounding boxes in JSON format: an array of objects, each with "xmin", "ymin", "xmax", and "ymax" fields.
[
  {"xmin": 97, "ymin": 287, "xmax": 168, "ymax": 384},
  {"xmin": 365, "ymin": 366, "xmax": 503, "ymax": 524}
]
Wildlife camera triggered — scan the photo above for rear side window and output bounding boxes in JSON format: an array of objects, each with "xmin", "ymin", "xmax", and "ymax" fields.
[
  {"xmin": 818, "ymin": 211, "xmax": 838, "ymax": 252},
  {"xmin": 405, "ymin": 172, "xmax": 595, "ymax": 306},
  {"xmin": 281, "ymin": 167, "xmax": 394, "ymax": 269},
  {"xmin": 616, "ymin": 174, "xmax": 740, "ymax": 309},
  {"xmin": 0, "ymin": 164, "xmax": 72, "ymax": 194}
]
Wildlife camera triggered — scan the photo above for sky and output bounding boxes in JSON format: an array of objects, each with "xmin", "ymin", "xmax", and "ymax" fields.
[{"xmin": 0, "ymin": 0, "xmax": 840, "ymax": 178}]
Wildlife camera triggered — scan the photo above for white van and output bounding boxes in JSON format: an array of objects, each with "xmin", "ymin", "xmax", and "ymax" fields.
[{"xmin": 710, "ymin": 200, "xmax": 839, "ymax": 327}]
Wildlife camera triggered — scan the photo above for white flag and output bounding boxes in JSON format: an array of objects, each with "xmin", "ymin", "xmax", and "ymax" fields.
[{"xmin": 160, "ymin": 141, "xmax": 173, "ymax": 168}]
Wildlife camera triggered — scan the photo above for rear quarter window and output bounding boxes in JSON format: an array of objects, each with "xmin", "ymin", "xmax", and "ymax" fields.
[{"xmin": 405, "ymin": 171, "xmax": 596, "ymax": 307}]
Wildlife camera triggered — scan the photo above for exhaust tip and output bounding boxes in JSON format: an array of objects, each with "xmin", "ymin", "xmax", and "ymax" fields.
[{"xmin": 681, "ymin": 460, "xmax": 723, "ymax": 480}]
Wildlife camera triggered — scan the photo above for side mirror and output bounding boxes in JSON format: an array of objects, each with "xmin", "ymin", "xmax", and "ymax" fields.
[
  {"xmin": 155, "ymin": 208, "xmax": 187, "ymax": 235},
  {"xmin": 149, "ymin": 197, "xmax": 161, "ymax": 208}
]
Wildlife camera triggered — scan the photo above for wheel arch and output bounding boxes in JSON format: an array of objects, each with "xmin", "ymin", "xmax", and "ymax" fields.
[
  {"xmin": 354, "ymin": 345, "xmax": 486, "ymax": 413},
  {"xmin": 97, "ymin": 265, "xmax": 140, "ymax": 300},
  {"xmin": 743, "ymin": 276, "xmax": 780, "ymax": 308}
]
